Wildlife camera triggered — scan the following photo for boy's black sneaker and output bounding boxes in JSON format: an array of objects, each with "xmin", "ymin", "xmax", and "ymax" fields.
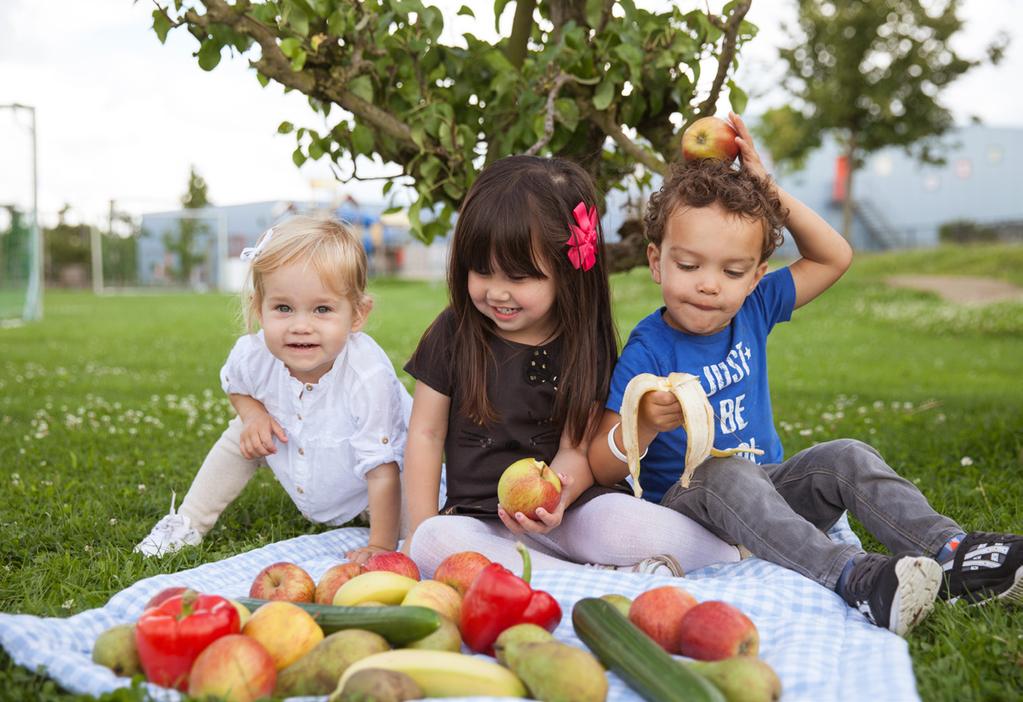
[
  {"xmin": 940, "ymin": 531, "xmax": 1023, "ymax": 605},
  {"xmin": 840, "ymin": 553, "xmax": 942, "ymax": 637}
]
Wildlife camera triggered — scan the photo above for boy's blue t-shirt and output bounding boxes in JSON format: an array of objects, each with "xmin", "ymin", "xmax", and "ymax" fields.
[{"xmin": 607, "ymin": 267, "xmax": 797, "ymax": 503}]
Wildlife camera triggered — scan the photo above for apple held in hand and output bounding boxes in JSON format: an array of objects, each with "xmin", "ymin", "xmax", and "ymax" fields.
[
  {"xmin": 678, "ymin": 600, "xmax": 759, "ymax": 661},
  {"xmin": 681, "ymin": 116, "xmax": 739, "ymax": 163},
  {"xmin": 249, "ymin": 562, "xmax": 316, "ymax": 602},
  {"xmin": 433, "ymin": 551, "xmax": 491, "ymax": 596},
  {"xmin": 364, "ymin": 551, "xmax": 421, "ymax": 581},
  {"xmin": 187, "ymin": 634, "xmax": 276, "ymax": 702},
  {"xmin": 497, "ymin": 458, "xmax": 562, "ymax": 520}
]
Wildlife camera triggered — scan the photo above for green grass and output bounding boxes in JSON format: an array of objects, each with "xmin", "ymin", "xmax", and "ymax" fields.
[{"xmin": 2, "ymin": 245, "xmax": 1022, "ymax": 701}]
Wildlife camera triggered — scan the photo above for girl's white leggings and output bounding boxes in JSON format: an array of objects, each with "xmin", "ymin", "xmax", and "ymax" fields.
[{"xmin": 408, "ymin": 493, "xmax": 741, "ymax": 576}]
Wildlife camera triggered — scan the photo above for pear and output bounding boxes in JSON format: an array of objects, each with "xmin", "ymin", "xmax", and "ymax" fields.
[
  {"xmin": 493, "ymin": 623, "xmax": 556, "ymax": 667},
  {"xmin": 91, "ymin": 623, "xmax": 141, "ymax": 677},
  {"xmin": 599, "ymin": 593, "xmax": 632, "ymax": 618},
  {"xmin": 330, "ymin": 668, "xmax": 422, "ymax": 702},
  {"xmin": 508, "ymin": 641, "xmax": 608, "ymax": 702},
  {"xmin": 403, "ymin": 614, "xmax": 462, "ymax": 652},
  {"xmin": 687, "ymin": 657, "xmax": 782, "ymax": 702},
  {"xmin": 275, "ymin": 629, "xmax": 390, "ymax": 697}
]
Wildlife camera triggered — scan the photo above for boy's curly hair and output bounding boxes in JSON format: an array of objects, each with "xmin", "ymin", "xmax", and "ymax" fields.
[{"xmin": 644, "ymin": 159, "xmax": 788, "ymax": 262}]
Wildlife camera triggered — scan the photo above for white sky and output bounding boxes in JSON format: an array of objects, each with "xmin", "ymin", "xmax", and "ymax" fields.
[{"xmin": 1, "ymin": 0, "xmax": 1020, "ymax": 228}]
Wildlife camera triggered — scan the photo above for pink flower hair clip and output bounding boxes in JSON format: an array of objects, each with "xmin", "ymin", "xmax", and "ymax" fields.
[{"xmin": 567, "ymin": 201, "xmax": 598, "ymax": 271}]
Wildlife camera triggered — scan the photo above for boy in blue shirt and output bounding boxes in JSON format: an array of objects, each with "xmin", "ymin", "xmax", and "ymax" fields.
[{"xmin": 589, "ymin": 113, "xmax": 1022, "ymax": 636}]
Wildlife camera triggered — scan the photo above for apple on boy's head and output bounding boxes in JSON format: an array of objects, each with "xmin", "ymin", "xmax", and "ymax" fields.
[
  {"xmin": 497, "ymin": 458, "xmax": 562, "ymax": 520},
  {"xmin": 681, "ymin": 116, "xmax": 739, "ymax": 164}
]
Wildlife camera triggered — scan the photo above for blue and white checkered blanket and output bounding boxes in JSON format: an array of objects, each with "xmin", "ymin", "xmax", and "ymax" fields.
[{"xmin": 0, "ymin": 517, "xmax": 921, "ymax": 701}]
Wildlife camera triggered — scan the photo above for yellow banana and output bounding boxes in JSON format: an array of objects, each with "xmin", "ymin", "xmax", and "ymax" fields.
[
  {"xmin": 335, "ymin": 649, "xmax": 528, "ymax": 698},
  {"xmin": 332, "ymin": 571, "xmax": 419, "ymax": 606},
  {"xmin": 620, "ymin": 372, "xmax": 763, "ymax": 496}
]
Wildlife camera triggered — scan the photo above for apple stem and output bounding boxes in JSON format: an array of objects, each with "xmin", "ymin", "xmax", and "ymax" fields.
[
  {"xmin": 516, "ymin": 542, "xmax": 532, "ymax": 584},
  {"xmin": 178, "ymin": 589, "xmax": 198, "ymax": 620}
]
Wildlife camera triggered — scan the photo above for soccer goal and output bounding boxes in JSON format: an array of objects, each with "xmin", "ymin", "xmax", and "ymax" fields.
[{"xmin": 0, "ymin": 104, "xmax": 42, "ymax": 324}]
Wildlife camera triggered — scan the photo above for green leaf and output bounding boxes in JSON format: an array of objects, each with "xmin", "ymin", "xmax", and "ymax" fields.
[
  {"xmin": 349, "ymin": 75, "xmax": 374, "ymax": 103},
  {"xmin": 614, "ymin": 44, "xmax": 644, "ymax": 82},
  {"xmin": 197, "ymin": 42, "xmax": 222, "ymax": 71},
  {"xmin": 493, "ymin": 0, "xmax": 513, "ymax": 32},
  {"xmin": 256, "ymin": 72, "xmax": 270, "ymax": 87},
  {"xmin": 308, "ymin": 140, "xmax": 324, "ymax": 160},
  {"xmin": 593, "ymin": 78, "xmax": 616, "ymax": 111},
  {"xmin": 152, "ymin": 9, "xmax": 173, "ymax": 44},
  {"xmin": 277, "ymin": 121, "xmax": 295, "ymax": 134},
  {"xmin": 280, "ymin": 37, "xmax": 302, "ymax": 58},
  {"xmin": 728, "ymin": 80, "xmax": 748, "ymax": 114},
  {"xmin": 585, "ymin": 0, "xmax": 604, "ymax": 28},
  {"xmin": 290, "ymin": 48, "xmax": 307, "ymax": 71},
  {"xmin": 351, "ymin": 124, "xmax": 374, "ymax": 155},
  {"xmin": 292, "ymin": 148, "xmax": 307, "ymax": 167},
  {"xmin": 554, "ymin": 98, "xmax": 580, "ymax": 132},
  {"xmin": 458, "ymin": 5, "xmax": 475, "ymax": 17}
]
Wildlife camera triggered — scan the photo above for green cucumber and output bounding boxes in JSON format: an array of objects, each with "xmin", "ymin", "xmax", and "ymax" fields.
[
  {"xmin": 236, "ymin": 597, "xmax": 440, "ymax": 645},
  {"xmin": 572, "ymin": 597, "xmax": 725, "ymax": 702}
]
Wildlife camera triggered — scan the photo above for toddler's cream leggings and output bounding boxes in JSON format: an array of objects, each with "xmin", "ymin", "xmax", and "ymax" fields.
[{"xmin": 177, "ymin": 416, "xmax": 261, "ymax": 535}]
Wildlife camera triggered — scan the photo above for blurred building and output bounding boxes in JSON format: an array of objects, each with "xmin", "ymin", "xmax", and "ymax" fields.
[
  {"xmin": 138, "ymin": 198, "xmax": 444, "ymax": 291},
  {"xmin": 772, "ymin": 124, "xmax": 1023, "ymax": 253}
]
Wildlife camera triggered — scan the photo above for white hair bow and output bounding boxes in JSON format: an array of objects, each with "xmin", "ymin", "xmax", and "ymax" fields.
[{"xmin": 240, "ymin": 227, "xmax": 275, "ymax": 261}]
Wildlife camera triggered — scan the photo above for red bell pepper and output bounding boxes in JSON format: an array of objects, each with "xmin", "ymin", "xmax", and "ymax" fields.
[
  {"xmin": 134, "ymin": 589, "xmax": 240, "ymax": 690},
  {"xmin": 460, "ymin": 542, "xmax": 562, "ymax": 655}
]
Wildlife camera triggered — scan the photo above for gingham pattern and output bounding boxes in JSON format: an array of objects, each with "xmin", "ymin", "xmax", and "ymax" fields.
[{"xmin": 0, "ymin": 516, "xmax": 922, "ymax": 702}]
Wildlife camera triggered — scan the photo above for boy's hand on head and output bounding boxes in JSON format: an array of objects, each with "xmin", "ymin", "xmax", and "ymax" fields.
[
  {"xmin": 238, "ymin": 413, "xmax": 287, "ymax": 459},
  {"xmin": 729, "ymin": 112, "xmax": 769, "ymax": 182},
  {"xmin": 639, "ymin": 390, "xmax": 685, "ymax": 433},
  {"xmin": 497, "ymin": 472, "xmax": 571, "ymax": 536}
]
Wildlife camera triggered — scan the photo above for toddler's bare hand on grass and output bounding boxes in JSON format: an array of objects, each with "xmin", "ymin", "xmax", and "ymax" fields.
[{"xmin": 239, "ymin": 414, "xmax": 287, "ymax": 459}]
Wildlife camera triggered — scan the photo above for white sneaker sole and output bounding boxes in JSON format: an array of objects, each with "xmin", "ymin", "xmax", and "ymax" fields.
[
  {"xmin": 989, "ymin": 565, "xmax": 1023, "ymax": 605},
  {"xmin": 889, "ymin": 557, "xmax": 942, "ymax": 636}
]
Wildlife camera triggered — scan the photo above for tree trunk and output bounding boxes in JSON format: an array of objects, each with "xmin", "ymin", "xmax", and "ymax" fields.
[{"xmin": 840, "ymin": 135, "xmax": 856, "ymax": 242}]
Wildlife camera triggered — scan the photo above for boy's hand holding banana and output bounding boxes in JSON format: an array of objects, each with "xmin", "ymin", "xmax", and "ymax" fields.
[{"xmin": 619, "ymin": 373, "xmax": 763, "ymax": 497}]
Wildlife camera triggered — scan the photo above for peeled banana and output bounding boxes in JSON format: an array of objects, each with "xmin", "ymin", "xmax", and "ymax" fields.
[
  {"xmin": 332, "ymin": 571, "xmax": 419, "ymax": 607},
  {"xmin": 336, "ymin": 649, "xmax": 528, "ymax": 698},
  {"xmin": 620, "ymin": 372, "xmax": 763, "ymax": 497}
]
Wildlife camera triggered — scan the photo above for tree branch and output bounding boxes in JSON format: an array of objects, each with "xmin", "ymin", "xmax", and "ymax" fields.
[
  {"xmin": 589, "ymin": 111, "xmax": 667, "ymax": 176},
  {"xmin": 507, "ymin": 0, "xmax": 537, "ymax": 69},
  {"xmin": 525, "ymin": 72, "xmax": 572, "ymax": 156},
  {"xmin": 694, "ymin": 0, "xmax": 751, "ymax": 119},
  {"xmin": 195, "ymin": 0, "xmax": 424, "ymax": 152}
]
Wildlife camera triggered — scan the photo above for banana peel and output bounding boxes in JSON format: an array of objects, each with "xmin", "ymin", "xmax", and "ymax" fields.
[{"xmin": 620, "ymin": 372, "xmax": 763, "ymax": 497}]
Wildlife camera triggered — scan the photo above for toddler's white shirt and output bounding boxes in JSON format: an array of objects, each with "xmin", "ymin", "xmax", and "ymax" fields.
[{"xmin": 220, "ymin": 330, "xmax": 412, "ymax": 526}]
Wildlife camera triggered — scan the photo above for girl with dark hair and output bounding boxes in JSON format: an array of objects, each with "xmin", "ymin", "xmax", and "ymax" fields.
[{"xmin": 403, "ymin": 155, "xmax": 740, "ymax": 575}]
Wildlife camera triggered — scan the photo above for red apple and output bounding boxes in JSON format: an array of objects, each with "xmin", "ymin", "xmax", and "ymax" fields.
[
  {"xmin": 248, "ymin": 562, "xmax": 316, "ymax": 602},
  {"xmin": 497, "ymin": 458, "xmax": 562, "ymax": 520},
  {"xmin": 187, "ymin": 634, "xmax": 276, "ymax": 702},
  {"xmin": 628, "ymin": 585, "xmax": 698, "ymax": 654},
  {"xmin": 144, "ymin": 586, "xmax": 189, "ymax": 611},
  {"xmin": 364, "ymin": 551, "xmax": 421, "ymax": 581},
  {"xmin": 678, "ymin": 600, "xmax": 759, "ymax": 661},
  {"xmin": 314, "ymin": 562, "xmax": 366, "ymax": 605},
  {"xmin": 433, "ymin": 551, "xmax": 491, "ymax": 596},
  {"xmin": 681, "ymin": 116, "xmax": 739, "ymax": 163}
]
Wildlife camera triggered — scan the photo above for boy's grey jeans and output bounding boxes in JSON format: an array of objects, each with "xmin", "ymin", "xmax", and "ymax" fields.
[{"xmin": 661, "ymin": 438, "xmax": 963, "ymax": 589}]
